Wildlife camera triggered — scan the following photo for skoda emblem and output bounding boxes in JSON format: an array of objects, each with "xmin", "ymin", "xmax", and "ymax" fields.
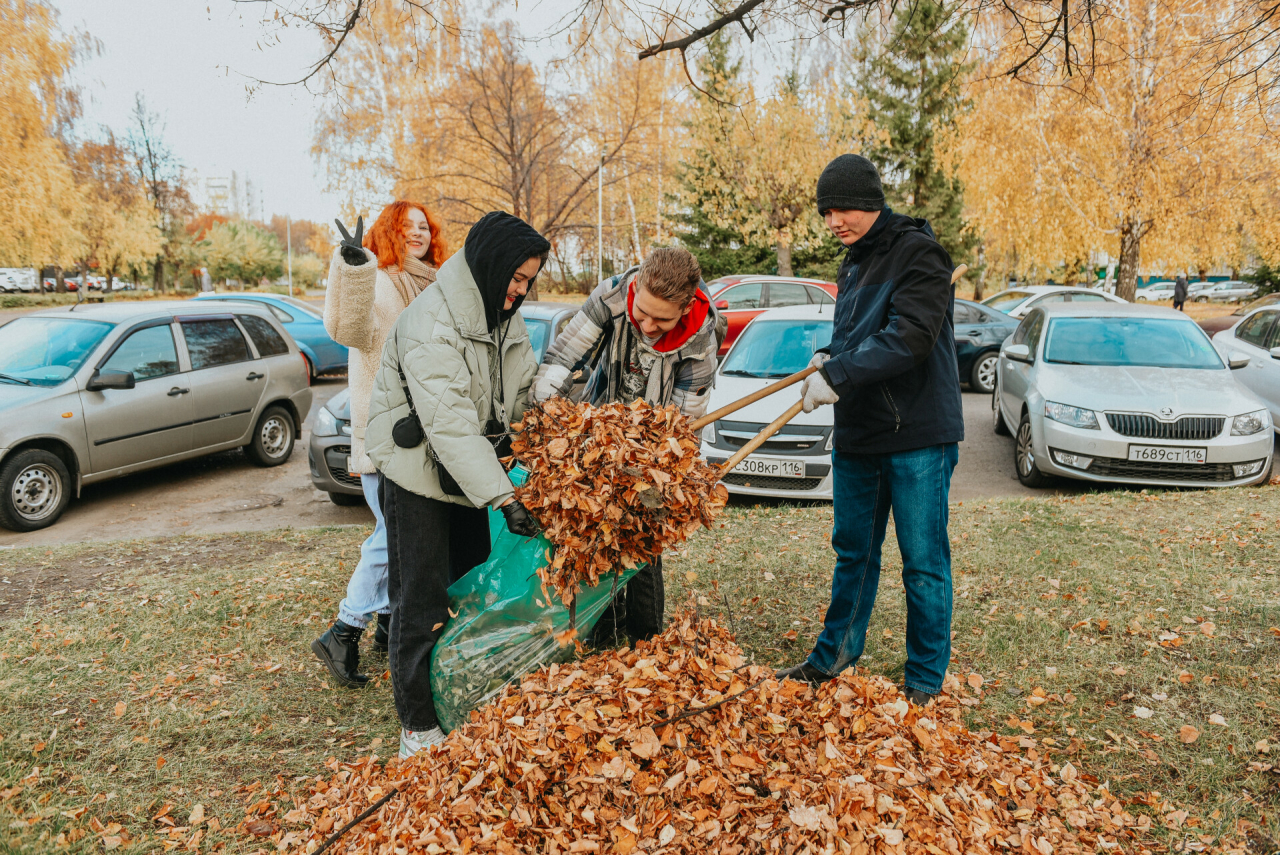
[{"xmin": 1159, "ymin": 407, "xmax": 1174, "ymax": 418}]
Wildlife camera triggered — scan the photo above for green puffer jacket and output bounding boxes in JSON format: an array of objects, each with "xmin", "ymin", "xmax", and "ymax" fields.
[{"xmin": 365, "ymin": 252, "xmax": 537, "ymax": 508}]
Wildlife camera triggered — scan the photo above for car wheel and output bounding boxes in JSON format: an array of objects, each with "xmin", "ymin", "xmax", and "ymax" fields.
[
  {"xmin": 0, "ymin": 449, "xmax": 72, "ymax": 532},
  {"xmin": 329, "ymin": 491, "xmax": 365, "ymax": 507},
  {"xmin": 245, "ymin": 405, "xmax": 295, "ymax": 466},
  {"xmin": 1015, "ymin": 412, "xmax": 1052, "ymax": 487},
  {"xmin": 970, "ymin": 352, "xmax": 999, "ymax": 394},
  {"xmin": 1194, "ymin": 295, "xmax": 1208, "ymax": 303},
  {"xmin": 992, "ymin": 387, "xmax": 1011, "ymax": 436}
]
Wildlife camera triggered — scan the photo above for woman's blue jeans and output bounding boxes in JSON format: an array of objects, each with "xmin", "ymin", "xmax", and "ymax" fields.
[
  {"xmin": 336, "ymin": 473, "xmax": 390, "ymax": 628},
  {"xmin": 808, "ymin": 443, "xmax": 958, "ymax": 694}
]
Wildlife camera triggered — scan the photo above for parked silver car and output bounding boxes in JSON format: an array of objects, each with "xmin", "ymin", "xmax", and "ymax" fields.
[
  {"xmin": 993, "ymin": 303, "xmax": 1273, "ymax": 488},
  {"xmin": 0, "ymin": 302, "xmax": 313, "ymax": 531},
  {"xmin": 1193, "ymin": 280, "xmax": 1257, "ymax": 303}
]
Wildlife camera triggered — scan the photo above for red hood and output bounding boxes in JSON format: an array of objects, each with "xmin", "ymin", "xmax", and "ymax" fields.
[{"xmin": 626, "ymin": 282, "xmax": 711, "ymax": 353}]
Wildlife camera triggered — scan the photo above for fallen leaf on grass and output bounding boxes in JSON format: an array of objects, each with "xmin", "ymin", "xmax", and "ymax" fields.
[
  {"xmin": 1179, "ymin": 725, "xmax": 1200, "ymax": 744},
  {"xmin": 245, "ymin": 820, "xmax": 276, "ymax": 837},
  {"xmin": 1208, "ymin": 714, "xmax": 1227, "ymax": 726},
  {"xmin": 1199, "ymin": 621, "xmax": 1215, "ymax": 637},
  {"xmin": 967, "ymin": 673, "xmax": 984, "ymax": 689},
  {"xmin": 1134, "ymin": 706, "xmax": 1154, "ymax": 719},
  {"xmin": 1178, "ymin": 671, "xmax": 1194, "ymax": 684},
  {"xmin": 155, "ymin": 756, "xmax": 166, "ymax": 770},
  {"xmin": 113, "ymin": 702, "xmax": 126, "ymax": 718}
]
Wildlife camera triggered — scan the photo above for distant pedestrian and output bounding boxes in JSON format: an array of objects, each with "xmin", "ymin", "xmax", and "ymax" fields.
[
  {"xmin": 310, "ymin": 200, "xmax": 448, "ymax": 689},
  {"xmin": 1173, "ymin": 275, "xmax": 1189, "ymax": 311},
  {"xmin": 776, "ymin": 154, "xmax": 963, "ymax": 707}
]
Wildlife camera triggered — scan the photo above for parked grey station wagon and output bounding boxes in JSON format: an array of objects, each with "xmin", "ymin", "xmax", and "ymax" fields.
[{"xmin": 0, "ymin": 302, "xmax": 313, "ymax": 531}]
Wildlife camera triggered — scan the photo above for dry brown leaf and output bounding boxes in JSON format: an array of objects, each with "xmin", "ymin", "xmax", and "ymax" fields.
[{"xmin": 1179, "ymin": 725, "xmax": 1200, "ymax": 744}]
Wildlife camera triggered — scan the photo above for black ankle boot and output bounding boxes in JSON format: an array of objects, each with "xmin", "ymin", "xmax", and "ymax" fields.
[
  {"xmin": 310, "ymin": 620, "xmax": 370, "ymax": 688},
  {"xmin": 372, "ymin": 613, "xmax": 390, "ymax": 653}
]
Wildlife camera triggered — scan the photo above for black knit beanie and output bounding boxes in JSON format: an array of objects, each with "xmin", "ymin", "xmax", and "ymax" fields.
[{"xmin": 816, "ymin": 154, "xmax": 885, "ymax": 212}]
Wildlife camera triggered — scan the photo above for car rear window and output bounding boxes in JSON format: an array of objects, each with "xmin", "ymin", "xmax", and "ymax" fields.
[
  {"xmin": 1044, "ymin": 317, "xmax": 1223, "ymax": 369},
  {"xmin": 238, "ymin": 315, "xmax": 290, "ymax": 356}
]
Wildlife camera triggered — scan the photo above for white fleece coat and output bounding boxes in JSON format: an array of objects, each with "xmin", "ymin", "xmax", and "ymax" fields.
[{"xmin": 322, "ymin": 247, "xmax": 426, "ymax": 473}]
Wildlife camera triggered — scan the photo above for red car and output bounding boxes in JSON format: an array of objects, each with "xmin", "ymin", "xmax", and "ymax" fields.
[{"xmin": 707, "ymin": 275, "xmax": 837, "ymax": 356}]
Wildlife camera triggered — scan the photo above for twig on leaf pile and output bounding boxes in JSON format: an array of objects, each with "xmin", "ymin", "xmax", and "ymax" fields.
[
  {"xmin": 274, "ymin": 608, "xmax": 1154, "ymax": 855},
  {"xmin": 509, "ymin": 398, "xmax": 729, "ymax": 607}
]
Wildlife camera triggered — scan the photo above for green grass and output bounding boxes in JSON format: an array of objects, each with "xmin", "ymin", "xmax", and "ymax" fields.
[{"xmin": 0, "ymin": 489, "xmax": 1277, "ymax": 852}]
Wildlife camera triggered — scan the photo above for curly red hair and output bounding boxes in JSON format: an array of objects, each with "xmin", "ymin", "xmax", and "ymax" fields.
[{"xmin": 363, "ymin": 201, "xmax": 448, "ymax": 270}]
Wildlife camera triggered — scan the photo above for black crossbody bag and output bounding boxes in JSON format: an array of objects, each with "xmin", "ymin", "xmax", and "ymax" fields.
[{"xmin": 390, "ymin": 330, "xmax": 512, "ymax": 497}]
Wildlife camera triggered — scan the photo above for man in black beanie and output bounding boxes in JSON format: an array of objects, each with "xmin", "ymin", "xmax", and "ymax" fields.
[{"xmin": 777, "ymin": 154, "xmax": 963, "ymax": 707}]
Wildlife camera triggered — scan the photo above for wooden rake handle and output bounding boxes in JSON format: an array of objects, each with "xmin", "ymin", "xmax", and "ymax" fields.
[
  {"xmin": 695, "ymin": 264, "xmax": 970, "ymax": 450},
  {"xmin": 689, "ymin": 367, "xmax": 816, "ymax": 432},
  {"xmin": 718, "ymin": 400, "xmax": 806, "ymax": 476}
]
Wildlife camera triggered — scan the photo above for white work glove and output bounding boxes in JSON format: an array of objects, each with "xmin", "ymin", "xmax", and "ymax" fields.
[
  {"xmin": 530, "ymin": 363, "xmax": 571, "ymax": 404},
  {"xmin": 801, "ymin": 365, "xmax": 839, "ymax": 414},
  {"xmin": 808, "ymin": 352, "xmax": 831, "ymax": 370}
]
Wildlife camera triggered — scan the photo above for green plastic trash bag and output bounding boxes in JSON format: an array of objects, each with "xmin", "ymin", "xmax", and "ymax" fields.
[{"xmin": 431, "ymin": 467, "xmax": 643, "ymax": 733}]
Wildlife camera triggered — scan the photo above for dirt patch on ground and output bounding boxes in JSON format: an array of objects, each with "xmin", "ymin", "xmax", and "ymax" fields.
[{"xmin": 0, "ymin": 534, "xmax": 298, "ymax": 623}]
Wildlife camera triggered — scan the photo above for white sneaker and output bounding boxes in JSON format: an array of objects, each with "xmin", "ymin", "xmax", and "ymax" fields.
[{"xmin": 399, "ymin": 726, "xmax": 446, "ymax": 759}]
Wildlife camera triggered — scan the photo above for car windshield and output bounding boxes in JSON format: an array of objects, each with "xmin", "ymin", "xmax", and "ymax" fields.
[
  {"xmin": 721, "ymin": 319, "xmax": 833, "ymax": 378},
  {"xmin": 525, "ymin": 319, "xmax": 551, "ymax": 362},
  {"xmin": 981, "ymin": 291, "xmax": 1032, "ymax": 312},
  {"xmin": 1233, "ymin": 292, "xmax": 1280, "ymax": 315},
  {"xmin": 0, "ymin": 317, "xmax": 114, "ymax": 386},
  {"xmin": 1044, "ymin": 317, "xmax": 1224, "ymax": 369}
]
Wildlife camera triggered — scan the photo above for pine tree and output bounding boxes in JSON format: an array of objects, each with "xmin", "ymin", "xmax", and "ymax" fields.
[{"xmin": 860, "ymin": 0, "xmax": 976, "ymax": 265}]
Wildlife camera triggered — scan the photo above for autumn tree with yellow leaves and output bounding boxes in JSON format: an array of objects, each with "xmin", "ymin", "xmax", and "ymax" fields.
[{"xmin": 960, "ymin": 0, "xmax": 1280, "ymax": 298}]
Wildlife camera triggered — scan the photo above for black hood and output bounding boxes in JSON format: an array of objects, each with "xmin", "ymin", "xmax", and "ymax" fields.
[{"xmin": 463, "ymin": 212, "xmax": 551, "ymax": 331}]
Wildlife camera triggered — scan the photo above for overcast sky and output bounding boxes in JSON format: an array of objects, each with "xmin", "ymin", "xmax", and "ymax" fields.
[{"xmin": 55, "ymin": 0, "xmax": 580, "ymax": 227}]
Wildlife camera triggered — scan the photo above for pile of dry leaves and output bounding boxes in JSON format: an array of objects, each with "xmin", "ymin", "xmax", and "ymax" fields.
[
  {"xmin": 259, "ymin": 612, "xmax": 1149, "ymax": 855},
  {"xmin": 509, "ymin": 399, "xmax": 729, "ymax": 606}
]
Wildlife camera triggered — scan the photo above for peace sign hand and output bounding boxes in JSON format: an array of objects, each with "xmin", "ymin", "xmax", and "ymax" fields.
[{"xmin": 335, "ymin": 216, "xmax": 370, "ymax": 266}]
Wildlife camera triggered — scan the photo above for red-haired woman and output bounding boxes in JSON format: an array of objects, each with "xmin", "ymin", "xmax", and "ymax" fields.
[{"xmin": 312, "ymin": 201, "xmax": 448, "ymax": 689}]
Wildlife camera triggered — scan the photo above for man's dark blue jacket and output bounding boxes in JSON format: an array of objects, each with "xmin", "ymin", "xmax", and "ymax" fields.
[{"xmin": 818, "ymin": 208, "xmax": 964, "ymax": 454}]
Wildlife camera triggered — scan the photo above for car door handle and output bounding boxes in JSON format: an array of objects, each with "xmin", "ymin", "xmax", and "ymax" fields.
[
  {"xmin": 246, "ymin": 372, "xmax": 265, "ymax": 381},
  {"xmin": 168, "ymin": 387, "xmax": 189, "ymax": 397}
]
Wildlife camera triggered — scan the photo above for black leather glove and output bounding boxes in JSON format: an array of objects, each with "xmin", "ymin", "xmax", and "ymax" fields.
[
  {"xmin": 334, "ymin": 216, "xmax": 369, "ymax": 266},
  {"xmin": 501, "ymin": 501, "xmax": 541, "ymax": 537}
]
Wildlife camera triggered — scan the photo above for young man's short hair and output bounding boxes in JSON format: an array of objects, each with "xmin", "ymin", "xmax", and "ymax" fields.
[{"xmin": 635, "ymin": 247, "xmax": 702, "ymax": 306}]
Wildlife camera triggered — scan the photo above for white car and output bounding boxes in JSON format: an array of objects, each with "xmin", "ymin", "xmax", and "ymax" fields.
[
  {"xmin": 699, "ymin": 305, "xmax": 834, "ymax": 500},
  {"xmin": 1134, "ymin": 281, "xmax": 1177, "ymax": 301},
  {"xmin": 1194, "ymin": 280, "xmax": 1257, "ymax": 303},
  {"xmin": 981, "ymin": 286, "xmax": 1127, "ymax": 319},
  {"xmin": 992, "ymin": 303, "xmax": 1274, "ymax": 488},
  {"xmin": 1211, "ymin": 305, "xmax": 1280, "ymax": 429}
]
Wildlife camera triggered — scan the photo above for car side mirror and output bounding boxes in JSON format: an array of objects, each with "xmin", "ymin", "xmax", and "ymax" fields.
[
  {"xmin": 87, "ymin": 369, "xmax": 136, "ymax": 391},
  {"xmin": 715, "ymin": 300, "xmax": 729, "ymax": 310},
  {"xmin": 1229, "ymin": 354, "xmax": 1251, "ymax": 370},
  {"xmin": 1270, "ymin": 347, "xmax": 1280, "ymax": 360},
  {"xmin": 1004, "ymin": 344, "xmax": 1032, "ymax": 363}
]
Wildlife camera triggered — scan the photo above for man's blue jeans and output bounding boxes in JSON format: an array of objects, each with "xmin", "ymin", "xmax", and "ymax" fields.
[
  {"xmin": 808, "ymin": 443, "xmax": 958, "ymax": 694},
  {"xmin": 336, "ymin": 473, "xmax": 390, "ymax": 628}
]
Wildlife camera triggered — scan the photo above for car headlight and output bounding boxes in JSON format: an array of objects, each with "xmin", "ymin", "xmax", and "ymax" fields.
[
  {"xmin": 1043, "ymin": 401, "xmax": 1100, "ymax": 429},
  {"xmin": 702, "ymin": 422, "xmax": 716, "ymax": 444},
  {"xmin": 1231, "ymin": 409, "xmax": 1270, "ymax": 436},
  {"xmin": 314, "ymin": 406, "xmax": 340, "ymax": 437}
]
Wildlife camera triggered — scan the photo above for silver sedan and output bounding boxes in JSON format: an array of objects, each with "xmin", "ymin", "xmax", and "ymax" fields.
[
  {"xmin": 0, "ymin": 302, "xmax": 313, "ymax": 531},
  {"xmin": 992, "ymin": 303, "xmax": 1273, "ymax": 488}
]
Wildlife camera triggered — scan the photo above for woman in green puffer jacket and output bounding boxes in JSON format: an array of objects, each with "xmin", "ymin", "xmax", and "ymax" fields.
[{"xmin": 364, "ymin": 211, "xmax": 548, "ymax": 758}]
